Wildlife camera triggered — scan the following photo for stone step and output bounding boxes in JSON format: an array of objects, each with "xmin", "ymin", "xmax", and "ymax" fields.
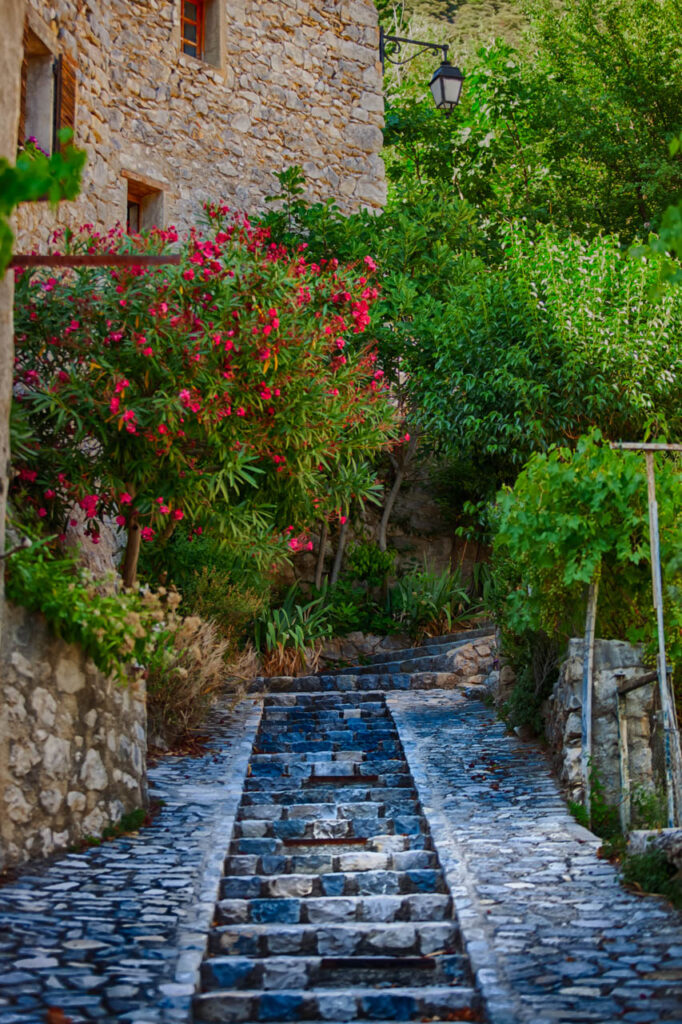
[
  {"xmin": 237, "ymin": 799, "xmax": 419, "ymax": 822},
  {"xmin": 229, "ymin": 834, "xmax": 429, "ymax": 859},
  {"xmin": 342, "ymin": 627, "xmax": 495, "ymax": 669},
  {"xmin": 248, "ymin": 753, "xmax": 404, "ymax": 769},
  {"xmin": 243, "ymin": 772, "xmax": 412, "ymax": 792},
  {"xmin": 264, "ymin": 693, "xmax": 387, "ymax": 707},
  {"xmin": 209, "ymin": 920, "xmax": 461, "ymax": 957},
  {"xmin": 234, "ymin": 814, "xmax": 426, "ymax": 841},
  {"xmin": 250, "ymin": 676, "xmax": 415, "ymax": 693},
  {"xmin": 200, "ymin": 953, "xmax": 471, "ymax": 991},
  {"xmin": 223, "ymin": 847, "xmax": 439, "ymax": 878},
  {"xmin": 215, "ymin": 892, "xmax": 452, "ymax": 925},
  {"xmin": 194, "ymin": 983, "xmax": 479, "ymax": 1022},
  {"xmin": 261, "ymin": 706, "xmax": 390, "ymax": 720},
  {"xmin": 220, "ymin": 868, "xmax": 447, "ymax": 900},
  {"xmin": 253, "ymin": 740, "xmax": 402, "ymax": 755},
  {"xmin": 240, "ymin": 786, "xmax": 419, "ymax": 807}
]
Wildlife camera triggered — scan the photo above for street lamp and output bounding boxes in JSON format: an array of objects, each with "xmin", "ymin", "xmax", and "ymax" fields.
[{"xmin": 379, "ymin": 26, "xmax": 464, "ymax": 115}]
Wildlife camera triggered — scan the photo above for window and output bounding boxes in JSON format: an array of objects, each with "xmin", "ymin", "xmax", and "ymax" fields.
[
  {"xmin": 124, "ymin": 175, "xmax": 165, "ymax": 234},
  {"xmin": 181, "ymin": 0, "xmax": 204, "ymax": 59},
  {"xmin": 179, "ymin": 0, "xmax": 222, "ymax": 67},
  {"xmin": 19, "ymin": 23, "xmax": 76, "ymax": 154}
]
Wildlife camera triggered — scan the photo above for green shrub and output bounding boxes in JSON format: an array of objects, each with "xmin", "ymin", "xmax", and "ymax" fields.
[
  {"xmin": 5, "ymin": 538, "xmax": 166, "ymax": 682},
  {"xmin": 621, "ymin": 848, "xmax": 682, "ymax": 910},
  {"xmin": 139, "ymin": 528, "xmax": 270, "ymax": 642},
  {"xmin": 346, "ymin": 541, "xmax": 395, "ymax": 587}
]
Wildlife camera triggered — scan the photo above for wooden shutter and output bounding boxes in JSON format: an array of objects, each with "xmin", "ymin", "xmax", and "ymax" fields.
[
  {"xmin": 53, "ymin": 52, "xmax": 77, "ymax": 151},
  {"xmin": 18, "ymin": 23, "xmax": 31, "ymax": 147}
]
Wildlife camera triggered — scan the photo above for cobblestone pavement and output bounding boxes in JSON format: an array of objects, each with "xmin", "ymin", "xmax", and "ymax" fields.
[
  {"xmin": 0, "ymin": 698, "xmax": 262, "ymax": 1023},
  {"xmin": 2, "ymin": 646, "xmax": 682, "ymax": 1024},
  {"xmin": 389, "ymin": 690, "xmax": 682, "ymax": 1024}
]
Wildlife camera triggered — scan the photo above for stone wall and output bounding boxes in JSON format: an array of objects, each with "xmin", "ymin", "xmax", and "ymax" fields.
[
  {"xmin": 544, "ymin": 638, "xmax": 657, "ymax": 805},
  {"xmin": 0, "ymin": 603, "xmax": 147, "ymax": 870},
  {"xmin": 15, "ymin": 0, "xmax": 386, "ymax": 248},
  {"xmin": 0, "ymin": 0, "xmax": 26, "ymax": 623}
]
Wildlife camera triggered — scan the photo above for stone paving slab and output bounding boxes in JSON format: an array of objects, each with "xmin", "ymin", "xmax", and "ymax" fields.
[
  {"xmin": 0, "ymin": 697, "xmax": 262, "ymax": 1024},
  {"xmin": 388, "ymin": 690, "xmax": 682, "ymax": 1024}
]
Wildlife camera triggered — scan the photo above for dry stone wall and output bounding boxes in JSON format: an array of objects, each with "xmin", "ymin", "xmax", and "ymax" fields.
[
  {"xmin": 16, "ymin": 0, "xmax": 386, "ymax": 247},
  {"xmin": 544, "ymin": 638, "xmax": 657, "ymax": 805},
  {"xmin": 0, "ymin": 604, "xmax": 147, "ymax": 870}
]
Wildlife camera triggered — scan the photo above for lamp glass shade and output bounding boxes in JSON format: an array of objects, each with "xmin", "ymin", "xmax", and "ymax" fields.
[{"xmin": 429, "ymin": 62, "xmax": 464, "ymax": 111}]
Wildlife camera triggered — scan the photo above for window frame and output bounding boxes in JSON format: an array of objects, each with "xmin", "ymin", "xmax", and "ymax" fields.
[{"xmin": 180, "ymin": 0, "xmax": 204, "ymax": 60}]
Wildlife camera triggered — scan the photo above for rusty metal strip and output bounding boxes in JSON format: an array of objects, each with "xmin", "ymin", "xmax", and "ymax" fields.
[
  {"xmin": 11, "ymin": 253, "xmax": 182, "ymax": 268},
  {"xmin": 306, "ymin": 775, "xmax": 379, "ymax": 785},
  {"xmin": 320, "ymin": 956, "xmax": 436, "ymax": 970},
  {"xmin": 282, "ymin": 836, "xmax": 367, "ymax": 847}
]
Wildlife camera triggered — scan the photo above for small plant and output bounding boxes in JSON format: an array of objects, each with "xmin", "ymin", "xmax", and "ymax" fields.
[
  {"xmin": 389, "ymin": 564, "xmax": 471, "ymax": 639},
  {"xmin": 145, "ymin": 615, "xmax": 232, "ymax": 747},
  {"xmin": 255, "ymin": 585, "xmax": 332, "ymax": 676}
]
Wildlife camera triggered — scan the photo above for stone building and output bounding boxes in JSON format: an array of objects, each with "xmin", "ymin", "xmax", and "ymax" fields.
[
  {"xmin": 15, "ymin": 0, "xmax": 386, "ymax": 247},
  {"xmin": 1, "ymin": 0, "xmax": 387, "ymax": 869}
]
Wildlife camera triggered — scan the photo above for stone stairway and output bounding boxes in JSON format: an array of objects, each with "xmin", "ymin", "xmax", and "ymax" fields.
[
  {"xmin": 248, "ymin": 626, "xmax": 495, "ymax": 694},
  {"xmin": 193, "ymin": 683, "xmax": 485, "ymax": 1022}
]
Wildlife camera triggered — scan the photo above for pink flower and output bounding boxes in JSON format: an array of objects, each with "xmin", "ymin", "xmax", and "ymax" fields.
[
  {"xmin": 339, "ymin": 515, "xmax": 347, "ymax": 525},
  {"xmin": 179, "ymin": 389, "xmax": 191, "ymax": 407},
  {"xmin": 364, "ymin": 255, "xmax": 377, "ymax": 271},
  {"xmin": 173, "ymin": 509, "xmax": 184, "ymax": 521},
  {"xmin": 91, "ymin": 534, "xmax": 101, "ymax": 545},
  {"xmin": 142, "ymin": 347, "xmax": 154, "ymax": 357},
  {"xmin": 109, "ymin": 396, "xmax": 120, "ymax": 414},
  {"xmin": 44, "ymin": 489, "xmax": 55, "ymax": 499},
  {"xmin": 159, "ymin": 505, "xmax": 170, "ymax": 515},
  {"xmin": 404, "ymin": 433, "xmax": 411, "ymax": 441},
  {"xmin": 119, "ymin": 492, "xmax": 133, "ymax": 505},
  {"xmin": 57, "ymin": 370, "xmax": 69, "ymax": 383},
  {"xmin": 306, "ymin": 541, "xmax": 313, "ymax": 551},
  {"xmin": 38, "ymin": 507, "xmax": 47, "ymax": 518},
  {"xmin": 141, "ymin": 527, "xmax": 155, "ymax": 541},
  {"xmin": 182, "ymin": 268, "xmax": 195, "ymax": 281},
  {"xmin": 70, "ymin": 518, "xmax": 78, "ymax": 527},
  {"xmin": 288, "ymin": 538, "xmax": 300, "ymax": 551},
  {"xmin": 115, "ymin": 515, "xmax": 126, "ymax": 526}
]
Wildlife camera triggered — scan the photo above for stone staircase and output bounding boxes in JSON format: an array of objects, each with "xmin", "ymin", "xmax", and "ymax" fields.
[
  {"xmin": 194, "ymin": 632, "xmax": 490, "ymax": 1022},
  {"xmin": 248, "ymin": 626, "xmax": 495, "ymax": 694}
]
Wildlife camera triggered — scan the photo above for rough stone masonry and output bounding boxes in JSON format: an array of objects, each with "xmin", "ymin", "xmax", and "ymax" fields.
[{"xmin": 16, "ymin": 0, "xmax": 386, "ymax": 248}]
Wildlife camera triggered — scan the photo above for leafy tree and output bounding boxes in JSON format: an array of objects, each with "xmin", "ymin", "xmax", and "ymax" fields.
[
  {"xmin": 492, "ymin": 430, "xmax": 682, "ymax": 669},
  {"xmin": 12, "ymin": 210, "xmax": 397, "ymax": 584}
]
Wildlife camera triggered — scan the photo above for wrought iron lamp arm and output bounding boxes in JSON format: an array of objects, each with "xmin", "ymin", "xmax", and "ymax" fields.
[{"xmin": 379, "ymin": 27, "xmax": 449, "ymax": 71}]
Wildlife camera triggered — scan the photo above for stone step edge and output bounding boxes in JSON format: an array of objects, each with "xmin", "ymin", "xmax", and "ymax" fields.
[{"xmin": 193, "ymin": 984, "xmax": 479, "ymax": 1011}]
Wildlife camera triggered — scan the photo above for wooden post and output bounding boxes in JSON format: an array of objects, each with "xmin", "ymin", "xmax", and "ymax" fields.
[
  {"xmin": 611, "ymin": 442, "xmax": 682, "ymax": 827},
  {"xmin": 617, "ymin": 691, "xmax": 631, "ymax": 833},
  {"xmin": 644, "ymin": 451, "xmax": 677, "ymax": 827},
  {"xmin": 581, "ymin": 577, "xmax": 599, "ymax": 819}
]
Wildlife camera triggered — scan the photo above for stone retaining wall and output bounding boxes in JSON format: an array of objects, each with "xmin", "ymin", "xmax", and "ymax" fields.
[
  {"xmin": 0, "ymin": 603, "xmax": 147, "ymax": 870},
  {"xmin": 544, "ymin": 638, "xmax": 657, "ymax": 805}
]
